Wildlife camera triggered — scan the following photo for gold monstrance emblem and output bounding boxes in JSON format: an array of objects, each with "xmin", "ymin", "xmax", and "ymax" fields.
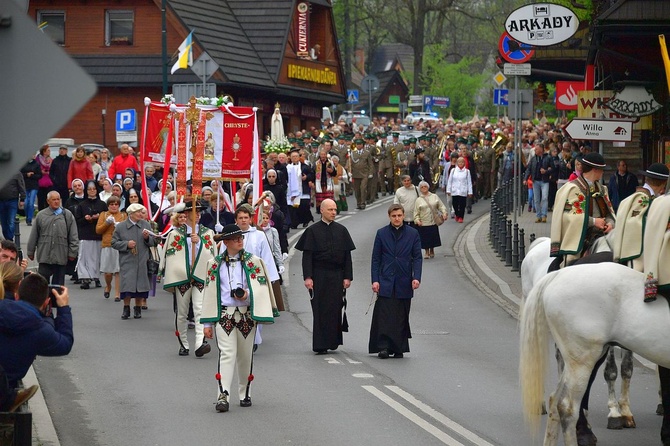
[{"xmin": 232, "ymin": 133, "xmax": 241, "ymax": 161}]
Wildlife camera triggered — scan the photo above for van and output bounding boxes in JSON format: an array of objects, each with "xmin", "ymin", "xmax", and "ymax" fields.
[
  {"xmin": 44, "ymin": 138, "xmax": 76, "ymax": 159},
  {"xmin": 405, "ymin": 112, "xmax": 438, "ymax": 124},
  {"xmin": 337, "ymin": 111, "xmax": 371, "ymax": 129}
]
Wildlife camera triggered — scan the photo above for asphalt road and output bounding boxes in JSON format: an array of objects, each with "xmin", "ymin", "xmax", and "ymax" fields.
[{"xmin": 30, "ymin": 193, "xmax": 665, "ymax": 445}]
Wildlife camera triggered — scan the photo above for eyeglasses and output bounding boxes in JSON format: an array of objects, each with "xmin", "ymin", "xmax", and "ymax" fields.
[{"xmin": 228, "ymin": 236, "xmax": 244, "ymax": 242}]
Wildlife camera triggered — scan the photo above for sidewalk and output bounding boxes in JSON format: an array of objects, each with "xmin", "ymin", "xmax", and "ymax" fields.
[{"xmin": 456, "ymin": 206, "xmax": 551, "ymax": 317}]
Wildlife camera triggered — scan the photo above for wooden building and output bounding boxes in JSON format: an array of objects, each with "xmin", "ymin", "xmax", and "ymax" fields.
[{"xmin": 28, "ymin": 0, "xmax": 346, "ymax": 149}]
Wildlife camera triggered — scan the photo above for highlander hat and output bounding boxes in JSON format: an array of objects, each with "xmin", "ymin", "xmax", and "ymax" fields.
[
  {"xmin": 581, "ymin": 152, "xmax": 607, "ymax": 169},
  {"xmin": 639, "ymin": 162, "xmax": 669, "ymax": 180}
]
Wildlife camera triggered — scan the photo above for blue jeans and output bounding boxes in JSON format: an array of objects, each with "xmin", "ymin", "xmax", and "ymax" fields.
[
  {"xmin": 533, "ymin": 180, "xmax": 549, "ymax": 218},
  {"xmin": 25, "ymin": 189, "xmax": 38, "ymax": 223},
  {"xmin": 0, "ymin": 199, "xmax": 18, "ymax": 240}
]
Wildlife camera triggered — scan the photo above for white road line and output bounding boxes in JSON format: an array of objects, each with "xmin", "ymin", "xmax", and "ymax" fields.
[
  {"xmin": 324, "ymin": 357, "xmax": 341, "ymax": 364},
  {"xmin": 386, "ymin": 386, "xmax": 495, "ymax": 446},
  {"xmin": 362, "ymin": 385, "xmax": 465, "ymax": 446}
]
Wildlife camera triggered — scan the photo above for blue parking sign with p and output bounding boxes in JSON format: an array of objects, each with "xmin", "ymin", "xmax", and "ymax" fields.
[{"xmin": 116, "ymin": 109, "xmax": 136, "ymax": 131}]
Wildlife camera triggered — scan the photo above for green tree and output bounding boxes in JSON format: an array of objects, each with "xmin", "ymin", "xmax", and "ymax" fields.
[{"xmin": 422, "ymin": 45, "xmax": 487, "ymax": 119}]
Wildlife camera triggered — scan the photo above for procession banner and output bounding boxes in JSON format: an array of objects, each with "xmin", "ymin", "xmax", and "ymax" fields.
[
  {"xmin": 221, "ymin": 106, "xmax": 255, "ymax": 180},
  {"xmin": 140, "ymin": 102, "xmax": 256, "ymax": 187}
]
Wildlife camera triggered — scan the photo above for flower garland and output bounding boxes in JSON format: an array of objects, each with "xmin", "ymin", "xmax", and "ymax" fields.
[
  {"xmin": 263, "ymin": 136, "xmax": 292, "ymax": 154},
  {"xmin": 160, "ymin": 94, "xmax": 234, "ymax": 107}
]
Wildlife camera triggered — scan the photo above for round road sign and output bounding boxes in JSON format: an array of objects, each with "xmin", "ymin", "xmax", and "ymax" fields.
[{"xmin": 498, "ymin": 32, "xmax": 535, "ymax": 64}]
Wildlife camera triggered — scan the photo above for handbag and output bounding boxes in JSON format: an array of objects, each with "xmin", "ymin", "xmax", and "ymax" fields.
[
  {"xmin": 147, "ymin": 246, "xmax": 160, "ymax": 276},
  {"xmin": 420, "ymin": 196, "xmax": 444, "ymax": 226}
]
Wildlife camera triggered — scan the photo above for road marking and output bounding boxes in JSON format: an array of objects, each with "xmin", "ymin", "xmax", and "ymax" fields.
[
  {"xmin": 324, "ymin": 357, "xmax": 341, "ymax": 364},
  {"xmin": 345, "ymin": 357, "xmax": 362, "ymax": 364},
  {"xmin": 352, "ymin": 373, "xmax": 374, "ymax": 378},
  {"xmin": 363, "ymin": 385, "xmax": 465, "ymax": 445},
  {"xmin": 386, "ymin": 386, "xmax": 495, "ymax": 446}
]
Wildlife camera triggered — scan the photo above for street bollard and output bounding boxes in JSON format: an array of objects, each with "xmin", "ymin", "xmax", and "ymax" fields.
[
  {"xmin": 505, "ymin": 219, "xmax": 513, "ymax": 266},
  {"xmin": 530, "ymin": 233, "xmax": 536, "ymax": 244},
  {"xmin": 13, "ymin": 215, "xmax": 24, "ymax": 263},
  {"xmin": 497, "ymin": 212, "xmax": 506, "ymax": 258},
  {"xmin": 511, "ymin": 223, "xmax": 520, "ymax": 272},
  {"xmin": 491, "ymin": 205, "xmax": 499, "ymax": 253},
  {"xmin": 519, "ymin": 228, "xmax": 526, "ymax": 263}
]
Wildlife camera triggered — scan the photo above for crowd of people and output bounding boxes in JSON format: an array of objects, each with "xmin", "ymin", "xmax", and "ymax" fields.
[{"xmin": 0, "ymin": 110, "xmax": 642, "ymax": 416}]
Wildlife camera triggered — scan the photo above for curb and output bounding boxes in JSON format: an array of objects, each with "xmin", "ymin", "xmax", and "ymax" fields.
[{"xmin": 23, "ymin": 366, "xmax": 60, "ymax": 446}]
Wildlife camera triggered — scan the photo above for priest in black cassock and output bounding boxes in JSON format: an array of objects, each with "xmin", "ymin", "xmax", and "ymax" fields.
[{"xmin": 295, "ymin": 199, "xmax": 355, "ymax": 354}]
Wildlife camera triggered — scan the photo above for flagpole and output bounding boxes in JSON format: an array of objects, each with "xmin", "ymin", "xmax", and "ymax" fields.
[{"xmin": 161, "ymin": 0, "xmax": 168, "ymax": 95}]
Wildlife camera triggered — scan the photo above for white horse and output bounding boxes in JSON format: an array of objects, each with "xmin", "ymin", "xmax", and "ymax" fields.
[
  {"xmin": 520, "ymin": 234, "xmax": 636, "ymax": 430},
  {"xmin": 519, "ymin": 262, "xmax": 670, "ymax": 446}
]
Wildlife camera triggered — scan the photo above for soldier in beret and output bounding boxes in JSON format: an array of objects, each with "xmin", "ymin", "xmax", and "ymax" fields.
[{"xmin": 349, "ymin": 138, "xmax": 374, "ymax": 210}]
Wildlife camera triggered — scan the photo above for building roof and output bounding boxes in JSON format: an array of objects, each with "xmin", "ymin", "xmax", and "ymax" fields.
[
  {"xmin": 167, "ymin": 0, "xmax": 275, "ymax": 88},
  {"xmin": 370, "ymin": 43, "xmax": 414, "ymax": 79},
  {"xmin": 357, "ymin": 69, "xmax": 408, "ymax": 112},
  {"xmin": 73, "ymin": 55, "xmax": 201, "ymax": 87}
]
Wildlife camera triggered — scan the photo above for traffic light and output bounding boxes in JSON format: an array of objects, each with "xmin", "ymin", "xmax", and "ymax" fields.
[{"xmin": 537, "ymin": 82, "xmax": 548, "ymax": 102}]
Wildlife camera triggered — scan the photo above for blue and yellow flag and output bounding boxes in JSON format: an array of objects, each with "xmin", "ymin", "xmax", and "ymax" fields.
[{"xmin": 171, "ymin": 31, "xmax": 194, "ymax": 74}]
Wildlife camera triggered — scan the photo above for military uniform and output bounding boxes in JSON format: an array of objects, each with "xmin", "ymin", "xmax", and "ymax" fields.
[
  {"xmin": 387, "ymin": 133, "xmax": 404, "ymax": 190},
  {"xmin": 379, "ymin": 133, "xmax": 396, "ymax": 195},
  {"xmin": 366, "ymin": 135, "xmax": 381, "ymax": 203},
  {"xmin": 349, "ymin": 139, "xmax": 374, "ymax": 209},
  {"xmin": 479, "ymin": 136, "xmax": 496, "ymax": 199}
]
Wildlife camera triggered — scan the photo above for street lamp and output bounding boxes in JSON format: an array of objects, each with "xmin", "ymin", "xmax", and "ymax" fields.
[{"xmin": 101, "ymin": 108, "xmax": 107, "ymax": 146}]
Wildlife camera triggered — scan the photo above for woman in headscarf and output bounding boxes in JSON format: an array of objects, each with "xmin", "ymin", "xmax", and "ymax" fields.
[
  {"xmin": 413, "ymin": 180, "xmax": 448, "ymax": 259},
  {"xmin": 96, "ymin": 195, "xmax": 127, "ymax": 301},
  {"xmin": 65, "ymin": 179, "xmax": 87, "ymax": 283},
  {"xmin": 74, "ymin": 180, "xmax": 107, "ymax": 289},
  {"xmin": 151, "ymin": 180, "xmax": 173, "ymax": 214},
  {"xmin": 111, "ymin": 204, "xmax": 159, "ymax": 320},
  {"xmin": 98, "ymin": 177, "xmax": 114, "ymax": 203},
  {"xmin": 111, "ymin": 183, "xmax": 126, "ymax": 211}
]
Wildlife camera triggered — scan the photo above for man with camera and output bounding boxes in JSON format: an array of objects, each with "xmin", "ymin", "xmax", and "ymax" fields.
[
  {"xmin": 0, "ymin": 274, "xmax": 74, "ymax": 411},
  {"xmin": 201, "ymin": 224, "xmax": 279, "ymax": 413}
]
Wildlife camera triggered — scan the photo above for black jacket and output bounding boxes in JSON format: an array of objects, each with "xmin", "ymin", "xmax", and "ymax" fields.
[
  {"xmin": 50, "ymin": 154, "xmax": 71, "ymax": 189},
  {"xmin": 21, "ymin": 159, "xmax": 42, "ymax": 190},
  {"xmin": 0, "ymin": 173, "xmax": 26, "ymax": 201}
]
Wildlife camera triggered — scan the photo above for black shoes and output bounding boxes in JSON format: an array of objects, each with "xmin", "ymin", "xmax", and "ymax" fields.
[
  {"xmin": 94, "ymin": 279, "xmax": 102, "ymax": 288},
  {"xmin": 315, "ymin": 350, "xmax": 327, "ymax": 355},
  {"xmin": 121, "ymin": 305, "xmax": 131, "ymax": 319},
  {"xmin": 378, "ymin": 349, "xmax": 389, "ymax": 359},
  {"xmin": 80, "ymin": 280, "xmax": 90, "ymax": 290},
  {"xmin": 179, "ymin": 347, "xmax": 189, "ymax": 356},
  {"xmin": 103, "ymin": 291, "xmax": 110, "ymax": 299},
  {"xmin": 133, "ymin": 306, "xmax": 142, "ymax": 319},
  {"xmin": 114, "ymin": 297, "xmax": 121, "ymax": 302},
  {"xmin": 394, "ymin": 353, "xmax": 404, "ymax": 358},
  {"xmin": 195, "ymin": 341, "xmax": 211, "ymax": 357},
  {"xmin": 215, "ymin": 393, "xmax": 229, "ymax": 412},
  {"xmin": 240, "ymin": 397, "xmax": 252, "ymax": 408},
  {"xmin": 9, "ymin": 385, "xmax": 39, "ymax": 412}
]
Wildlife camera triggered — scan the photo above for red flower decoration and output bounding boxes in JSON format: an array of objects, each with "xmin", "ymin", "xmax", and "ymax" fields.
[
  {"xmin": 576, "ymin": 208, "xmax": 583, "ymax": 214},
  {"xmin": 251, "ymin": 273, "xmax": 257, "ymax": 279},
  {"xmin": 247, "ymin": 261, "xmax": 254, "ymax": 268},
  {"xmin": 176, "ymin": 246, "xmax": 182, "ymax": 251},
  {"xmin": 175, "ymin": 236, "xmax": 181, "ymax": 241},
  {"xmin": 248, "ymin": 374, "xmax": 254, "ymax": 382},
  {"xmin": 215, "ymin": 373, "xmax": 221, "ymax": 381},
  {"xmin": 175, "ymin": 330, "xmax": 180, "ymax": 337},
  {"xmin": 573, "ymin": 202, "xmax": 580, "ymax": 208},
  {"xmin": 577, "ymin": 194, "xmax": 585, "ymax": 201},
  {"xmin": 255, "ymin": 267, "xmax": 261, "ymax": 273}
]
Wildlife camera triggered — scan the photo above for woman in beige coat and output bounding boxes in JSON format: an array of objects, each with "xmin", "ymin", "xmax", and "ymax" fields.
[{"xmin": 413, "ymin": 181, "xmax": 448, "ymax": 259}]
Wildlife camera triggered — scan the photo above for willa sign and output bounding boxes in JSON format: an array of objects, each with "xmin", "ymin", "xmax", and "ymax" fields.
[{"xmin": 505, "ymin": 3, "xmax": 578, "ymax": 47}]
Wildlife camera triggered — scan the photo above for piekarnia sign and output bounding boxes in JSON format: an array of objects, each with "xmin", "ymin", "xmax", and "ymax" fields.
[{"xmin": 505, "ymin": 3, "xmax": 578, "ymax": 47}]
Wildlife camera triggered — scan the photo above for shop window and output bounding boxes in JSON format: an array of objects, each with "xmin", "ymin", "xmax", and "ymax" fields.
[
  {"xmin": 105, "ymin": 10, "xmax": 134, "ymax": 46},
  {"xmin": 37, "ymin": 11, "xmax": 65, "ymax": 46}
]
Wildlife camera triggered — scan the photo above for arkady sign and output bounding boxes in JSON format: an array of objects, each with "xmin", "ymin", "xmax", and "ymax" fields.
[{"xmin": 505, "ymin": 3, "xmax": 578, "ymax": 47}]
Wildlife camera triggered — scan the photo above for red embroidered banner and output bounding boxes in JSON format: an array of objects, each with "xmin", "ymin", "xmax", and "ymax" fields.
[
  {"xmin": 191, "ymin": 110, "xmax": 208, "ymax": 196},
  {"xmin": 221, "ymin": 107, "xmax": 255, "ymax": 179},
  {"xmin": 176, "ymin": 113, "xmax": 188, "ymax": 198},
  {"xmin": 141, "ymin": 103, "xmax": 173, "ymax": 164}
]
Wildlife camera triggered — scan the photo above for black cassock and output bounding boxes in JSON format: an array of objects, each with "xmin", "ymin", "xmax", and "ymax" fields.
[{"xmin": 296, "ymin": 220, "xmax": 355, "ymax": 352}]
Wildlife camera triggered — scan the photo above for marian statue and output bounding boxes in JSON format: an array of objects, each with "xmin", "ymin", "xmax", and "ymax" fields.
[{"xmin": 271, "ymin": 103, "xmax": 285, "ymax": 140}]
